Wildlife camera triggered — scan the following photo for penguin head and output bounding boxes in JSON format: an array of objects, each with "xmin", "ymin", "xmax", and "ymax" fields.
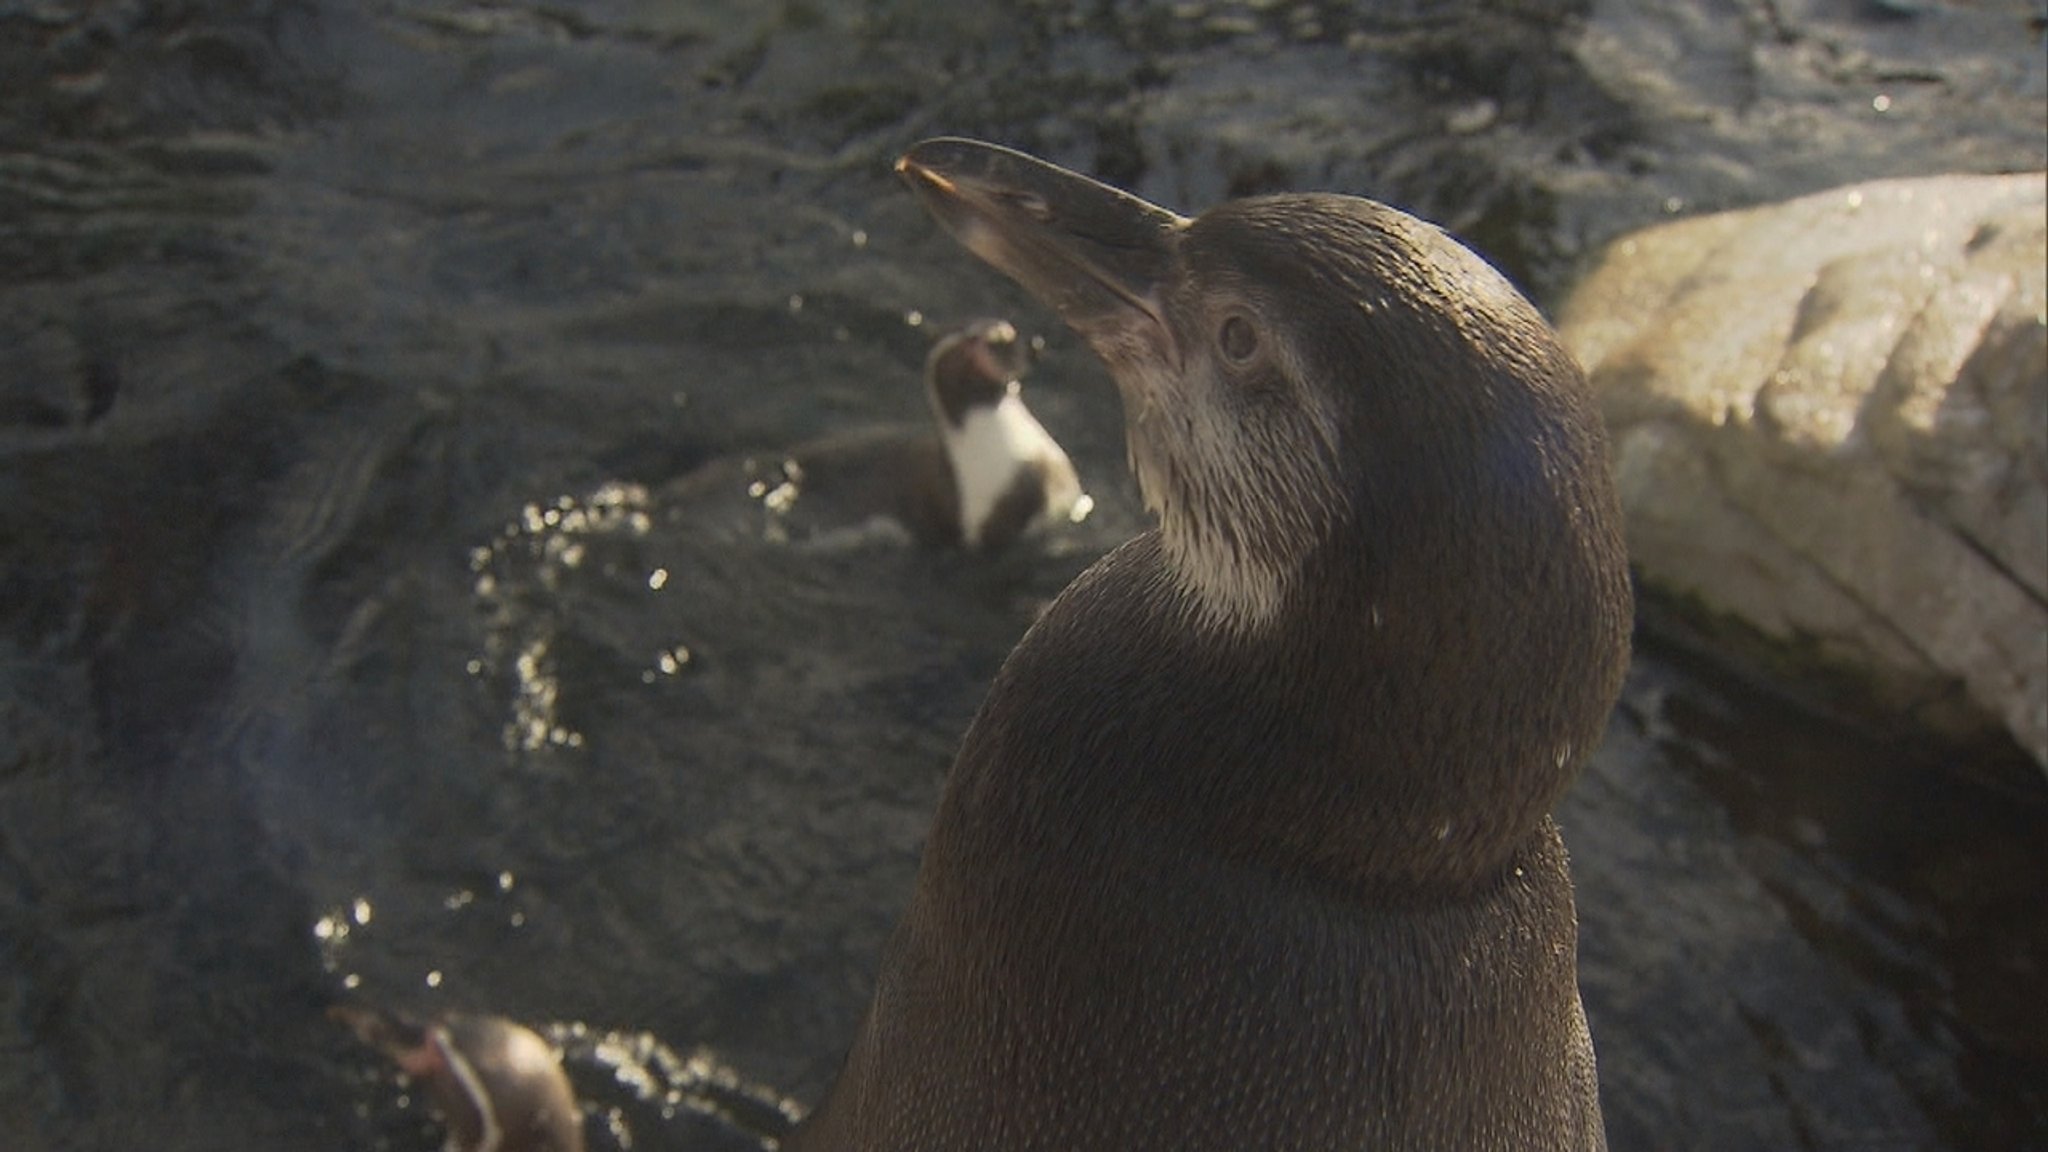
[
  {"xmin": 899, "ymin": 140, "xmax": 1619, "ymax": 639},
  {"xmin": 899, "ymin": 140, "xmax": 1631, "ymax": 881},
  {"xmin": 923, "ymin": 317, "xmax": 1037, "ymax": 429},
  {"xmin": 330, "ymin": 1002, "xmax": 446, "ymax": 1077}
]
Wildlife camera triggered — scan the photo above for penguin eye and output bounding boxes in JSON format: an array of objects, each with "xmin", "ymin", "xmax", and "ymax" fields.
[{"xmin": 1218, "ymin": 315, "xmax": 1259, "ymax": 363}]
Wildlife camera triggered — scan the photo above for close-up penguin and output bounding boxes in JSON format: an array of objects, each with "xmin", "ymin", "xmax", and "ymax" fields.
[{"xmin": 789, "ymin": 140, "xmax": 1633, "ymax": 1149}]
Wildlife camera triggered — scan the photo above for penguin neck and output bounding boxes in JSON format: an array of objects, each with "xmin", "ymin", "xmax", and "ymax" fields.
[
  {"xmin": 940, "ymin": 527, "xmax": 1621, "ymax": 899},
  {"xmin": 938, "ymin": 393, "xmax": 1076, "ymax": 547}
]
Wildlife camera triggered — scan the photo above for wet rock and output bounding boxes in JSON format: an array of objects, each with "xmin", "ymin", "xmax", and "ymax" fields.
[{"xmin": 1558, "ymin": 172, "xmax": 2048, "ymax": 768}]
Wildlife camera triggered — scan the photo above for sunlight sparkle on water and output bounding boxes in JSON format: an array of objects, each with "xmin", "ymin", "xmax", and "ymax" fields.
[
  {"xmin": 559, "ymin": 1022, "xmax": 808, "ymax": 1137},
  {"xmin": 472, "ymin": 483, "xmax": 664, "ymax": 753}
]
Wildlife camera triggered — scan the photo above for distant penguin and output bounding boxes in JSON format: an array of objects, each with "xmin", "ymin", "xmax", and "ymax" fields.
[
  {"xmin": 331, "ymin": 1004, "xmax": 586, "ymax": 1152},
  {"xmin": 671, "ymin": 318, "xmax": 1084, "ymax": 553},
  {"xmin": 789, "ymin": 140, "xmax": 1632, "ymax": 1150}
]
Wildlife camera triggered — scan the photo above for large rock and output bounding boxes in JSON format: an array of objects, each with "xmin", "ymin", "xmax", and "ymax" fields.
[{"xmin": 1558, "ymin": 173, "xmax": 2048, "ymax": 767}]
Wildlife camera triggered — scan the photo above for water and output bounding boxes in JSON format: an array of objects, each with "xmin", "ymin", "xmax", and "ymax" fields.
[{"xmin": 2, "ymin": 1, "xmax": 2043, "ymax": 1149}]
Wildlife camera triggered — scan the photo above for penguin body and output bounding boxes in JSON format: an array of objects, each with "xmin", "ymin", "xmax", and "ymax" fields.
[{"xmin": 791, "ymin": 140, "xmax": 1630, "ymax": 1150}]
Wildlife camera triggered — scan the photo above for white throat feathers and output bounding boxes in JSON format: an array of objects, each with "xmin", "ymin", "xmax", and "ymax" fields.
[{"xmin": 1109, "ymin": 335, "xmax": 1346, "ymax": 638}]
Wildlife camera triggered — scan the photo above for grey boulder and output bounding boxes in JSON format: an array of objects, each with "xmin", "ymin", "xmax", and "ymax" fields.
[{"xmin": 1558, "ymin": 172, "xmax": 2047, "ymax": 767}]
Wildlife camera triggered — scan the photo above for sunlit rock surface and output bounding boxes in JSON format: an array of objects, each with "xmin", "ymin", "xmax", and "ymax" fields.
[{"xmin": 1560, "ymin": 172, "xmax": 2048, "ymax": 767}]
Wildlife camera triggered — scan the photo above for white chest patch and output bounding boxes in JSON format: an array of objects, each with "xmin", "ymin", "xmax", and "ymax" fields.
[{"xmin": 944, "ymin": 394, "xmax": 1082, "ymax": 547}]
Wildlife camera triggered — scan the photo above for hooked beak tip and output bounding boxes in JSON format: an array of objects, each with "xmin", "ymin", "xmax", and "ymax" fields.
[{"xmin": 896, "ymin": 156, "xmax": 956, "ymax": 196}]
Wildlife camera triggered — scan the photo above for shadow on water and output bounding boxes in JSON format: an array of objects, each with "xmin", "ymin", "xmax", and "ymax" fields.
[{"xmin": 1, "ymin": 1, "xmax": 2043, "ymax": 1149}]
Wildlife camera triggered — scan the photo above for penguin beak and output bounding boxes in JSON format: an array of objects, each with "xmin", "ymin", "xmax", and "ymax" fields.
[{"xmin": 897, "ymin": 138, "xmax": 1186, "ymax": 369}]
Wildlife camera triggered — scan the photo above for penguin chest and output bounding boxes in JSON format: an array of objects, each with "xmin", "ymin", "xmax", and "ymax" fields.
[{"xmin": 944, "ymin": 396, "xmax": 1080, "ymax": 549}]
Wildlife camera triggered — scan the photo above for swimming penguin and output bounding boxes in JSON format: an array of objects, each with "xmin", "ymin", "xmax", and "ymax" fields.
[
  {"xmin": 790, "ymin": 141, "xmax": 1632, "ymax": 1150},
  {"xmin": 672, "ymin": 317, "xmax": 1084, "ymax": 552},
  {"xmin": 331, "ymin": 1004, "xmax": 586, "ymax": 1152}
]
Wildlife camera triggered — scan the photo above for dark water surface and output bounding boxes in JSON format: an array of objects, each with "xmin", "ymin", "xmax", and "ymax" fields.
[{"xmin": 2, "ymin": 2, "xmax": 2044, "ymax": 1149}]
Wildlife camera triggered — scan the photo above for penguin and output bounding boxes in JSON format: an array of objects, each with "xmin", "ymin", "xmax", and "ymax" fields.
[
  {"xmin": 672, "ymin": 317, "xmax": 1084, "ymax": 553},
  {"xmin": 331, "ymin": 1004, "xmax": 586, "ymax": 1152},
  {"xmin": 789, "ymin": 140, "xmax": 1632, "ymax": 1150},
  {"xmin": 920, "ymin": 317, "xmax": 1086, "ymax": 552}
]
